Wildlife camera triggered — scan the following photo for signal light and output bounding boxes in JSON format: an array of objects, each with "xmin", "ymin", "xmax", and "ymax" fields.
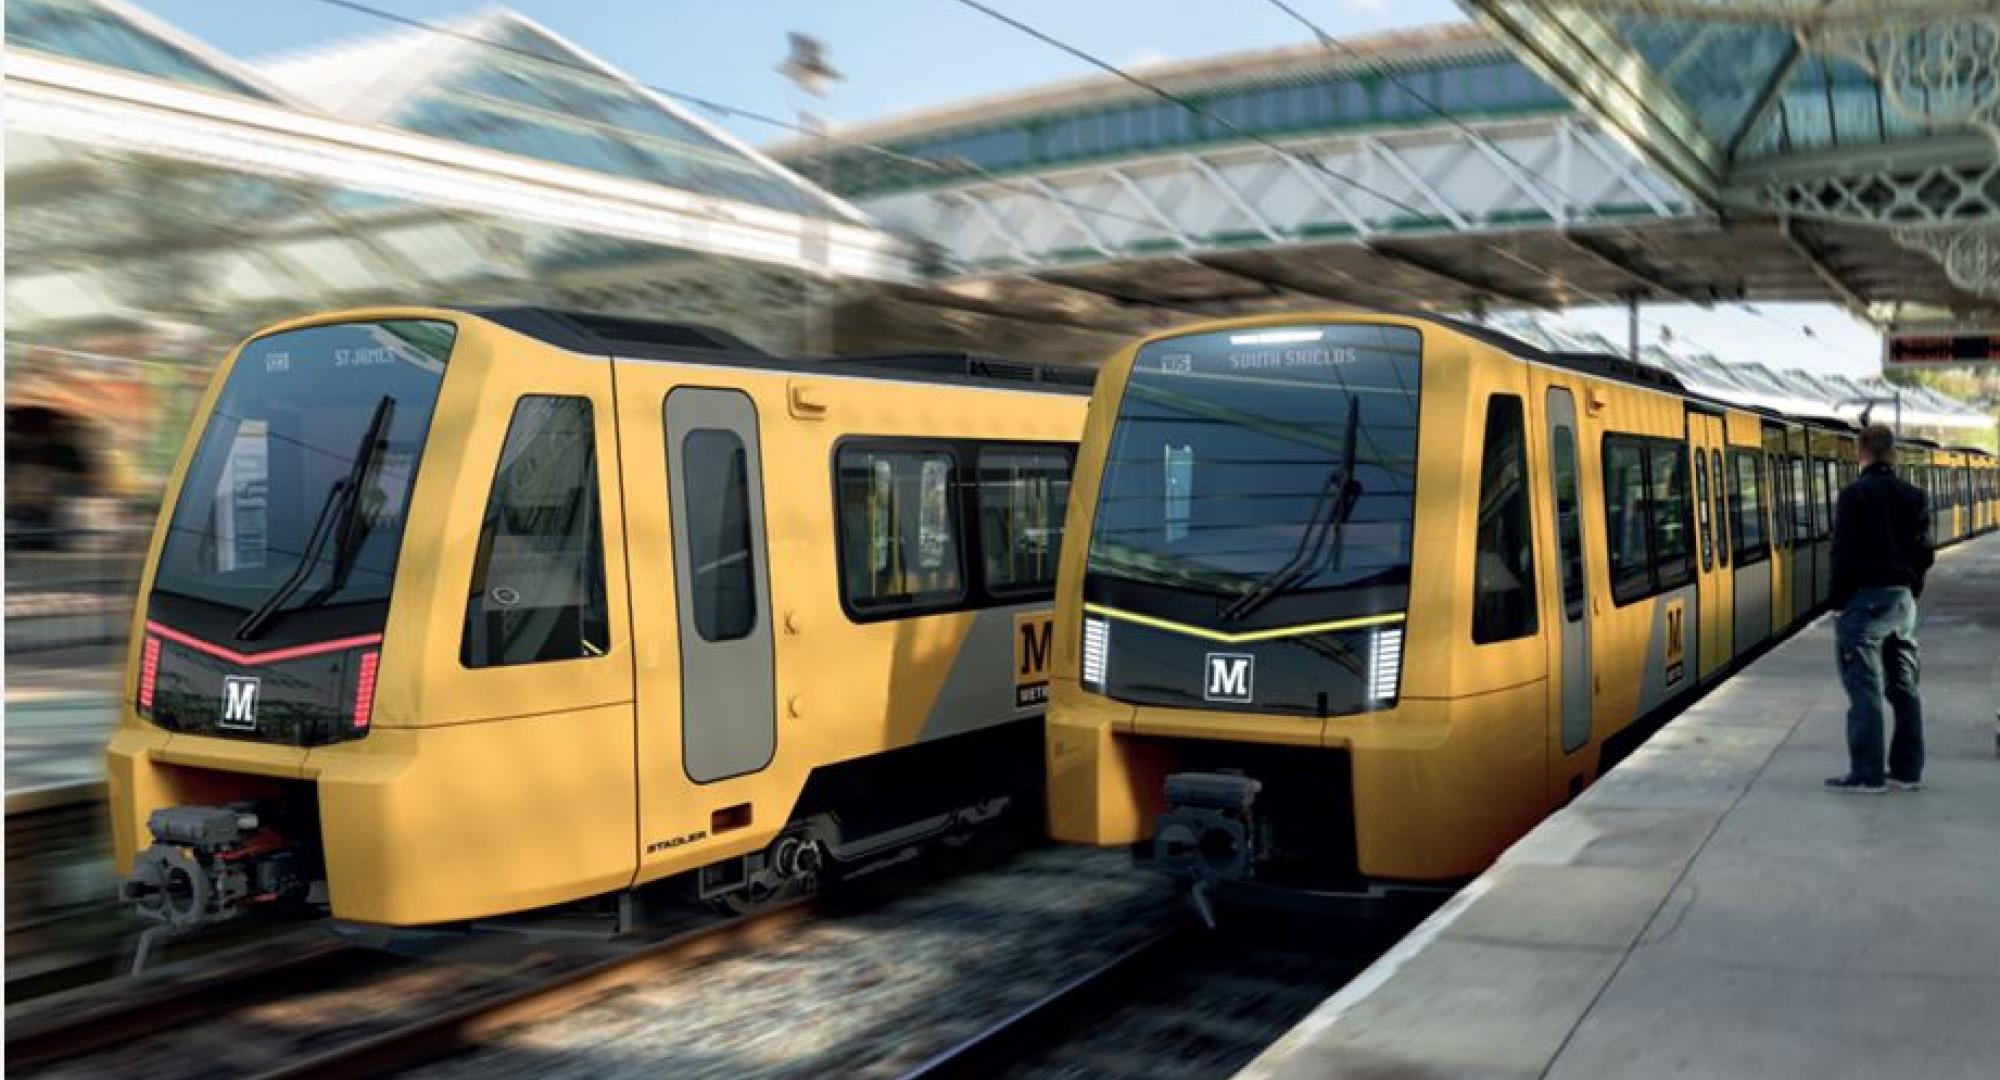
[
  {"xmin": 138, "ymin": 635, "xmax": 162, "ymax": 712},
  {"xmin": 352, "ymin": 650, "xmax": 380, "ymax": 730}
]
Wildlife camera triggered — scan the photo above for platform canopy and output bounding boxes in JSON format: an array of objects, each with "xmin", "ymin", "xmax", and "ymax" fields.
[
  {"xmin": 782, "ymin": 16, "xmax": 1998, "ymax": 353},
  {"xmin": 1456, "ymin": 0, "xmax": 2000, "ymax": 329}
]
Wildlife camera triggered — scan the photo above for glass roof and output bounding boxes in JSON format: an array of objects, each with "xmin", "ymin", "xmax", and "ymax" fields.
[
  {"xmin": 378, "ymin": 21, "xmax": 856, "ymax": 221},
  {"xmin": 1733, "ymin": 53, "xmax": 1937, "ymax": 159},
  {"xmin": 1613, "ymin": 16, "xmax": 1796, "ymax": 157},
  {"xmin": 6, "ymin": 0, "xmax": 275, "ymax": 100}
]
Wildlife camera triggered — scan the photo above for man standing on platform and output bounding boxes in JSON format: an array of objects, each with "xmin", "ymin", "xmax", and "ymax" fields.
[{"xmin": 1826, "ymin": 424, "xmax": 1933, "ymax": 795}]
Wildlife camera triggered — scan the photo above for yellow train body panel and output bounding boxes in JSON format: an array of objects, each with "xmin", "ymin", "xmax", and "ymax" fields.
[
  {"xmin": 109, "ymin": 307, "xmax": 1086, "ymax": 926},
  {"xmin": 1048, "ymin": 310, "xmax": 1934, "ymax": 888}
]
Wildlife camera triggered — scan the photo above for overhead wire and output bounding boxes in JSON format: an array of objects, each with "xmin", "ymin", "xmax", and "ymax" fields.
[
  {"xmin": 299, "ymin": 0, "xmax": 1881, "ymax": 369},
  {"xmin": 1255, "ymin": 0, "xmax": 1883, "ymax": 370},
  {"xmin": 944, "ymin": 0, "xmax": 1431, "ymax": 220},
  {"xmin": 298, "ymin": 0, "xmax": 1171, "ymax": 236}
]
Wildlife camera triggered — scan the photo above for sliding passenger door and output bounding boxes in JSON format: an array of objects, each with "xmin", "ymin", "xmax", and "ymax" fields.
[
  {"xmin": 621, "ymin": 368, "xmax": 779, "ymax": 884},
  {"xmin": 1762, "ymin": 425, "xmax": 1793, "ymax": 631},
  {"xmin": 1686, "ymin": 410, "xmax": 1732, "ymax": 682},
  {"xmin": 664, "ymin": 388, "xmax": 776, "ymax": 784},
  {"xmin": 1543, "ymin": 386, "xmax": 1592, "ymax": 761}
]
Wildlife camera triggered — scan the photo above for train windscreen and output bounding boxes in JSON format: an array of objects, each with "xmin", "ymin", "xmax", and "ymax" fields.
[
  {"xmin": 141, "ymin": 320, "xmax": 452, "ymax": 744},
  {"xmin": 1081, "ymin": 324, "xmax": 1421, "ymax": 717}
]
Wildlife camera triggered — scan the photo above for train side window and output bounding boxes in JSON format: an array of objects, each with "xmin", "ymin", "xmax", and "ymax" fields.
[
  {"xmin": 1650, "ymin": 444, "xmax": 1692, "ymax": 590},
  {"xmin": 1711, "ymin": 449, "xmax": 1729, "ymax": 568},
  {"xmin": 1603, "ymin": 437, "xmax": 1652, "ymax": 603},
  {"xmin": 681, "ymin": 429, "xmax": 757, "ymax": 642},
  {"xmin": 977, "ymin": 447, "xmax": 1072, "ymax": 596},
  {"xmin": 1472, "ymin": 394, "xmax": 1536, "ymax": 644},
  {"xmin": 1694, "ymin": 450, "xmax": 1712, "ymax": 573},
  {"xmin": 1730, "ymin": 450, "xmax": 1768, "ymax": 562},
  {"xmin": 462, "ymin": 396, "xmax": 610, "ymax": 668},
  {"xmin": 1550, "ymin": 423, "xmax": 1585, "ymax": 622},
  {"xmin": 1819, "ymin": 459, "xmax": 1839, "ymax": 539},
  {"xmin": 837, "ymin": 446, "xmax": 965, "ymax": 615}
]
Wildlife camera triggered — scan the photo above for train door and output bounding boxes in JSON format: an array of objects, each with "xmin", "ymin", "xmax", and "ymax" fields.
[
  {"xmin": 1762, "ymin": 424, "xmax": 1792, "ymax": 632},
  {"xmin": 1687, "ymin": 410, "xmax": 1731, "ymax": 681},
  {"xmin": 621, "ymin": 372, "xmax": 779, "ymax": 883},
  {"xmin": 1726, "ymin": 440, "xmax": 1771, "ymax": 658},
  {"xmin": 1789, "ymin": 428, "xmax": 1816, "ymax": 618},
  {"xmin": 1544, "ymin": 386, "xmax": 1592, "ymax": 771},
  {"xmin": 664, "ymin": 388, "xmax": 776, "ymax": 783}
]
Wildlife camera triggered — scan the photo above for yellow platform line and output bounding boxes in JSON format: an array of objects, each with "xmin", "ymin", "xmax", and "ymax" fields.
[{"xmin": 1082, "ymin": 603, "xmax": 1404, "ymax": 644}]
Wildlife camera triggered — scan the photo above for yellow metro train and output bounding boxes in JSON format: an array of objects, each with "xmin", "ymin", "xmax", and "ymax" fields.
[
  {"xmin": 110, "ymin": 307, "xmax": 1087, "ymax": 931},
  {"xmin": 1045, "ymin": 312, "xmax": 1996, "ymax": 899}
]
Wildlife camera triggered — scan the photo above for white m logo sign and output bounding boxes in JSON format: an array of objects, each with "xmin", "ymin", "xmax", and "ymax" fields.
[
  {"xmin": 220, "ymin": 676, "xmax": 261, "ymax": 730},
  {"xmin": 1203, "ymin": 653, "xmax": 1254, "ymax": 703}
]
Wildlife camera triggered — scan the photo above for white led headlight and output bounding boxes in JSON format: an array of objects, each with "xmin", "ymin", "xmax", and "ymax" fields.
[
  {"xmin": 1368, "ymin": 627, "xmax": 1403, "ymax": 702},
  {"xmin": 1082, "ymin": 616, "xmax": 1109, "ymax": 689}
]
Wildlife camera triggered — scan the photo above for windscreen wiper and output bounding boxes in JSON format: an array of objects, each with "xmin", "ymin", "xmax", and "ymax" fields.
[
  {"xmin": 1218, "ymin": 396, "xmax": 1363, "ymax": 625},
  {"xmin": 234, "ymin": 395, "xmax": 394, "ymax": 642}
]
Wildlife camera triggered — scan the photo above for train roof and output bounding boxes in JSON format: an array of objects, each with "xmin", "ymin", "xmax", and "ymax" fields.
[
  {"xmin": 473, "ymin": 307, "xmax": 1095, "ymax": 395},
  {"xmin": 1410, "ymin": 312, "xmax": 1879, "ymax": 433}
]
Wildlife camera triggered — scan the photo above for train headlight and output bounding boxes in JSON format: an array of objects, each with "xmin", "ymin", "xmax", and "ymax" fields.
[
  {"xmin": 1082, "ymin": 616, "xmax": 1109, "ymax": 689},
  {"xmin": 1368, "ymin": 626, "xmax": 1403, "ymax": 703}
]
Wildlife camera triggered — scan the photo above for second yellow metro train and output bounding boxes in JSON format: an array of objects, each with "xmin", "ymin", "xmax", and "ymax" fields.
[{"xmin": 1045, "ymin": 311, "xmax": 1995, "ymax": 897}]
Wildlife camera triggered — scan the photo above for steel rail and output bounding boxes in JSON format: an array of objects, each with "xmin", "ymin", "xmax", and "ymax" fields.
[
  {"xmin": 894, "ymin": 924, "xmax": 1193, "ymax": 1080},
  {"xmin": 5, "ymin": 935, "xmax": 366, "ymax": 1071},
  {"xmin": 247, "ymin": 901, "xmax": 818, "ymax": 1080}
]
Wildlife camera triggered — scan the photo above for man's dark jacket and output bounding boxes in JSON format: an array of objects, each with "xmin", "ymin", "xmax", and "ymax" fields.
[{"xmin": 1829, "ymin": 461, "xmax": 1934, "ymax": 610}]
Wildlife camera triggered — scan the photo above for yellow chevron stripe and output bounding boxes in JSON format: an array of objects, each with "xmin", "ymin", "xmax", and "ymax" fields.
[{"xmin": 1082, "ymin": 603, "xmax": 1405, "ymax": 644}]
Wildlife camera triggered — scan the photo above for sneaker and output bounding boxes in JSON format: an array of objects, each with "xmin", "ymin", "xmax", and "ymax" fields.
[
  {"xmin": 1825, "ymin": 776, "xmax": 1887, "ymax": 794},
  {"xmin": 1889, "ymin": 778, "xmax": 1923, "ymax": 792}
]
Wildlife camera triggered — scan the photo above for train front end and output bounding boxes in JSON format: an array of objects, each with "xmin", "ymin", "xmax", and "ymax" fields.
[
  {"xmin": 109, "ymin": 313, "xmax": 455, "ymax": 934},
  {"xmin": 1047, "ymin": 314, "xmax": 1545, "ymax": 901}
]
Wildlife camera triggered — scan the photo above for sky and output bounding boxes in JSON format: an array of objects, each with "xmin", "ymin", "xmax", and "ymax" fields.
[{"xmin": 134, "ymin": 0, "xmax": 1885, "ymax": 377}]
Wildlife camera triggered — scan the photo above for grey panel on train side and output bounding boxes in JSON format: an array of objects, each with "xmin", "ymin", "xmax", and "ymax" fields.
[
  {"xmin": 919, "ymin": 603, "xmax": 1050, "ymax": 743},
  {"xmin": 665, "ymin": 387, "xmax": 777, "ymax": 784},
  {"xmin": 1632, "ymin": 584, "xmax": 1699, "ymax": 716},
  {"xmin": 1733, "ymin": 562, "xmax": 1772, "ymax": 659},
  {"xmin": 1791, "ymin": 543, "xmax": 1816, "ymax": 627}
]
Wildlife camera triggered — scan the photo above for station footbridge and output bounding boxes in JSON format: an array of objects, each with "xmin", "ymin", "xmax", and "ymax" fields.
[{"xmin": 782, "ymin": 3, "xmax": 1999, "ymax": 362}]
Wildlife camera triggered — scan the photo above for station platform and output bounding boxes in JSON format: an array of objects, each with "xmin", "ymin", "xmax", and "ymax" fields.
[{"xmin": 1242, "ymin": 533, "xmax": 2000, "ymax": 1080}]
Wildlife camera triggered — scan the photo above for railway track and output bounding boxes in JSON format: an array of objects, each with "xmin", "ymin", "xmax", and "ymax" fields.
[
  {"xmin": 901, "ymin": 907, "xmax": 1429, "ymax": 1080},
  {"xmin": 6, "ymin": 934, "xmax": 379, "ymax": 1072},
  {"xmin": 10, "ymin": 839, "xmax": 1174, "ymax": 1080}
]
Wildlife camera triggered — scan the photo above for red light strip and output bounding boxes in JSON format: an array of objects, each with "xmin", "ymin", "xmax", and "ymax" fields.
[
  {"xmin": 138, "ymin": 635, "xmax": 162, "ymax": 710},
  {"xmin": 144, "ymin": 621, "xmax": 382, "ymax": 666},
  {"xmin": 352, "ymin": 651, "xmax": 380, "ymax": 730}
]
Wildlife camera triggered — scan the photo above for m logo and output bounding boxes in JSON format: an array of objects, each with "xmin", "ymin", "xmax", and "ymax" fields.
[
  {"xmin": 220, "ymin": 676, "xmax": 260, "ymax": 730},
  {"xmin": 1014, "ymin": 613, "xmax": 1054, "ymax": 709},
  {"xmin": 1203, "ymin": 653, "xmax": 1254, "ymax": 703}
]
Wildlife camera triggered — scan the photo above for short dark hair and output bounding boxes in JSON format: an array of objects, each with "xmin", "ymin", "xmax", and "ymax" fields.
[{"xmin": 1860, "ymin": 424, "xmax": 1896, "ymax": 461}]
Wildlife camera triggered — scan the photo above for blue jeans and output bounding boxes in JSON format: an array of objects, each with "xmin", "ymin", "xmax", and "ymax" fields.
[{"xmin": 1835, "ymin": 587, "xmax": 1923, "ymax": 785}]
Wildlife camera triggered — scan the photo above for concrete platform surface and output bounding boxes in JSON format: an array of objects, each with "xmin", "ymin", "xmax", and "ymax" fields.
[{"xmin": 1241, "ymin": 533, "xmax": 2000, "ymax": 1080}]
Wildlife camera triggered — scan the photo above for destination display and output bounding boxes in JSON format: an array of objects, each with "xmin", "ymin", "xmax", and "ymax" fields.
[{"xmin": 1883, "ymin": 331, "xmax": 2000, "ymax": 367}]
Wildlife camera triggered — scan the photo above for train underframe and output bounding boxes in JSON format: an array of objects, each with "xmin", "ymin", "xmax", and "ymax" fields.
[{"xmin": 118, "ymin": 720, "xmax": 1046, "ymax": 952}]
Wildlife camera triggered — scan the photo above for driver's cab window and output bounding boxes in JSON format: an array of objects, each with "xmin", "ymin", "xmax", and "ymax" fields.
[{"xmin": 462, "ymin": 396, "xmax": 610, "ymax": 667}]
